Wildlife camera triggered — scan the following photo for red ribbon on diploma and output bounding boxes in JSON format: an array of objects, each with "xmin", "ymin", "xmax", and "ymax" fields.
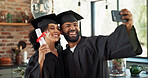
[{"xmin": 36, "ymin": 31, "xmax": 47, "ymax": 42}]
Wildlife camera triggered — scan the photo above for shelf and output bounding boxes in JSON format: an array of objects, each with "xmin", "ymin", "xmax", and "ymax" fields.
[{"xmin": 0, "ymin": 23, "xmax": 31, "ymax": 26}]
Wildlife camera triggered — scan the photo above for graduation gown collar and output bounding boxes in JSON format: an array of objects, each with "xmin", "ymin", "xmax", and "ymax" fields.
[{"xmin": 65, "ymin": 36, "xmax": 86, "ymax": 54}]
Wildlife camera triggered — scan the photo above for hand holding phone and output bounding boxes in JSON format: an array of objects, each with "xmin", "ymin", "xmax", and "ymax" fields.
[{"xmin": 111, "ymin": 10, "xmax": 128, "ymax": 22}]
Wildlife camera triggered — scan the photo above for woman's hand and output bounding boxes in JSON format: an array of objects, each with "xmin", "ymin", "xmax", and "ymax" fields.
[
  {"xmin": 38, "ymin": 44, "xmax": 51, "ymax": 78},
  {"xmin": 38, "ymin": 44, "xmax": 51, "ymax": 64}
]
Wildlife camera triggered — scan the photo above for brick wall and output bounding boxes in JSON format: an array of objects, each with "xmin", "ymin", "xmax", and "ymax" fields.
[
  {"xmin": 0, "ymin": 25, "xmax": 34, "ymax": 59},
  {"xmin": 0, "ymin": 0, "xmax": 32, "ymax": 23},
  {"xmin": 0, "ymin": 0, "xmax": 35, "ymax": 59}
]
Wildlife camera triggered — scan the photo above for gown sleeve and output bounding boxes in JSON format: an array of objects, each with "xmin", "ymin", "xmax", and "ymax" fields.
[
  {"xmin": 106, "ymin": 25, "xmax": 142, "ymax": 60},
  {"xmin": 42, "ymin": 53, "xmax": 56, "ymax": 78},
  {"xmin": 42, "ymin": 45, "xmax": 64, "ymax": 78},
  {"xmin": 128, "ymin": 26, "xmax": 142, "ymax": 53},
  {"xmin": 24, "ymin": 51, "xmax": 40, "ymax": 78}
]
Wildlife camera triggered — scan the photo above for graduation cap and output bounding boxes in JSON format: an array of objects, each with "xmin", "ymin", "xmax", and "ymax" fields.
[
  {"xmin": 31, "ymin": 14, "xmax": 57, "ymax": 29},
  {"xmin": 56, "ymin": 10, "xmax": 84, "ymax": 25}
]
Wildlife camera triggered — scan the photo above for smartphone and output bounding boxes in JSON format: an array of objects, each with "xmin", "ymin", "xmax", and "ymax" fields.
[{"xmin": 111, "ymin": 10, "xmax": 128, "ymax": 22}]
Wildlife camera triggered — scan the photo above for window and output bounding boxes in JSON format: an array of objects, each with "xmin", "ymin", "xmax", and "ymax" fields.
[
  {"xmin": 119, "ymin": 0, "xmax": 147, "ymax": 57},
  {"xmin": 93, "ymin": 0, "xmax": 147, "ymax": 57},
  {"xmin": 94, "ymin": 0, "xmax": 117, "ymax": 35}
]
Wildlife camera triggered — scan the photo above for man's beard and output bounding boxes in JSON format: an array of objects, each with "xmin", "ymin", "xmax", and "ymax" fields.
[{"xmin": 62, "ymin": 30, "xmax": 80, "ymax": 42}]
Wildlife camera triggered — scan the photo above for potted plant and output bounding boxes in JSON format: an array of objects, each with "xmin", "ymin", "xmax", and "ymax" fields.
[
  {"xmin": 12, "ymin": 41, "xmax": 26, "ymax": 65},
  {"xmin": 13, "ymin": 67, "xmax": 26, "ymax": 78},
  {"xmin": 108, "ymin": 58, "xmax": 126, "ymax": 76},
  {"xmin": 12, "ymin": 47, "xmax": 22, "ymax": 65}
]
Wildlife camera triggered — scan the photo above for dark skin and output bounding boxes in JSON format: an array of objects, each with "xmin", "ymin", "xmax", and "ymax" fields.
[
  {"xmin": 120, "ymin": 9, "xmax": 133, "ymax": 34},
  {"xmin": 61, "ymin": 9, "xmax": 133, "ymax": 48},
  {"xmin": 61, "ymin": 21, "xmax": 81, "ymax": 48}
]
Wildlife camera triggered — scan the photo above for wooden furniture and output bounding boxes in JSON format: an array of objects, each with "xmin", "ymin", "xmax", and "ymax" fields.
[{"xmin": 0, "ymin": 23, "xmax": 31, "ymax": 26}]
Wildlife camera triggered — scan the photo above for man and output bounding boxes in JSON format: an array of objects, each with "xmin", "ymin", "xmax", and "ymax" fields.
[{"xmin": 57, "ymin": 9, "xmax": 142, "ymax": 78}]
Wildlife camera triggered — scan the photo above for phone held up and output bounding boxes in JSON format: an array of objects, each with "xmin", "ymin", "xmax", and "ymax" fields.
[{"xmin": 111, "ymin": 10, "xmax": 128, "ymax": 22}]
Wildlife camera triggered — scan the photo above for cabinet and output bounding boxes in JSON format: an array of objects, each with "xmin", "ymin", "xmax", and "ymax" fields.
[
  {"xmin": 0, "ymin": 64, "xmax": 26, "ymax": 78},
  {"xmin": 0, "ymin": 68, "xmax": 11, "ymax": 78}
]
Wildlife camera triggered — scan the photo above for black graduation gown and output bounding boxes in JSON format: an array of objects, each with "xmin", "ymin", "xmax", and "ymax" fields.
[
  {"xmin": 62, "ymin": 25, "xmax": 142, "ymax": 78},
  {"xmin": 25, "ymin": 46, "xmax": 64, "ymax": 78}
]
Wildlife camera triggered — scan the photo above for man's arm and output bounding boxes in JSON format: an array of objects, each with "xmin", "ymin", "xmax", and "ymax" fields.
[
  {"xmin": 120, "ymin": 8, "xmax": 133, "ymax": 34},
  {"xmin": 128, "ymin": 26, "xmax": 142, "ymax": 54},
  {"xmin": 120, "ymin": 9, "xmax": 142, "ymax": 54},
  {"xmin": 106, "ymin": 9, "xmax": 142, "ymax": 60}
]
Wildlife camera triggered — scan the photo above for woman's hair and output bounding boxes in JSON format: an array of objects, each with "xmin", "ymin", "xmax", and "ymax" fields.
[{"xmin": 29, "ymin": 25, "xmax": 60, "ymax": 51}]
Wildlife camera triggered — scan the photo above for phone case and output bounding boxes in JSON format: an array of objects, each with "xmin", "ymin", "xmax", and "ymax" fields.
[{"xmin": 111, "ymin": 10, "xmax": 128, "ymax": 22}]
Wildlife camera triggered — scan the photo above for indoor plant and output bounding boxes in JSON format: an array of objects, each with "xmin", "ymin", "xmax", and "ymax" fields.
[
  {"xmin": 12, "ymin": 41, "xmax": 26, "ymax": 65},
  {"xmin": 108, "ymin": 58, "xmax": 126, "ymax": 76}
]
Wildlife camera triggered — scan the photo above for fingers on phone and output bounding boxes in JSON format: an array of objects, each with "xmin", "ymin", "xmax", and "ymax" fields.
[
  {"xmin": 122, "ymin": 15, "xmax": 132, "ymax": 23},
  {"xmin": 121, "ymin": 8, "xmax": 128, "ymax": 11},
  {"xmin": 122, "ymin": 15, "xmax": 130, "ymax": 19},
  {"xmin": 122, "ymin": 21, "xmax": 128, "ymax": 25},
  {"xmin": 120, "ymin": 9, "xmax": 132, "ymax": 15}
]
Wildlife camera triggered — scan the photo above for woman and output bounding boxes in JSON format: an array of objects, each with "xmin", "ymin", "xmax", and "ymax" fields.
[{"xmin": 25, "ymin": 14, "xmax": 64, "ymax": 78}]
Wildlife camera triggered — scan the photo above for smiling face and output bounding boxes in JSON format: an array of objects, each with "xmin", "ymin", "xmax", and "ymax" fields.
[
  {"xmin": 44, "ymin": 23, "xmax": 60, "ymax": 43},
  {"xmin": 61, "ymin": 21, "xmax": 80, "ymax": 42}
]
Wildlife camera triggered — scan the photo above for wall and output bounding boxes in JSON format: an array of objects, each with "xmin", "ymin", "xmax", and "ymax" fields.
[
  {"xmin": 0, "ymin": 25, "xmax": 34, "ymax": 58},
  {"xmin": 0, "ymin": 0, "xmax": 32, "ymax": 23},
  {"xmin": 53, "ymin": 0, "xmax": 91, "ymax": 49},
  {"xmin": 0, "ymin": 0, "xmax": 92, "ymax": 59},
  {"xmin": 0, "ymin": 0, "xmax": 34, "ymax": 59},
  {"xmin": 54, "ymin": 0, "xmax": 91, "ymax": 36}
]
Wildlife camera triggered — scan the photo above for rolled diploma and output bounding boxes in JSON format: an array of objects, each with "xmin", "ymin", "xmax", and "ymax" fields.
[{"xmin": 35, "ymin": 28, "xmax": 46, "ymax": 45}]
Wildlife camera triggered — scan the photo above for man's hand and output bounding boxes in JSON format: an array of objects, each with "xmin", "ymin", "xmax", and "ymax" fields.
[{"xmin": 120, "ymin": 9, "xmax": 133, "ymax": 34}]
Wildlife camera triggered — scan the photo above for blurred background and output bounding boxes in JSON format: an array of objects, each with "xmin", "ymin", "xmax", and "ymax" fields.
[{"xmin": 0, "ymin": 0, "xmax": 147, "ymax": 78}]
